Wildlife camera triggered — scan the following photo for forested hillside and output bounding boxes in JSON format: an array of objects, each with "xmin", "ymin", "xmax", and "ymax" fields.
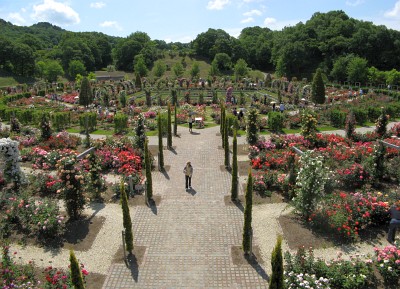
[{"xmin": 1, "ymin": 10, "xmax": 400, "ymax": 84}]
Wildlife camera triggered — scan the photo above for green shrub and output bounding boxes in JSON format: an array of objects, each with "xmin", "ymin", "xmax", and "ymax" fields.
[
  {"xmin": 367, "ymin": 106, "xmax": 381, "ymax": 122},
  {"xmin": 79, "ymin": 112, "xmax": 97, "ymax": 133},
  {"xmin": 51, "ymin": 112, "xmax": 71, "ymax": 131},
  {"xmin": 268, "ymin": 111, "xmax": 284, "ymax": 133},
  {"xmin": 352, "ymin": 107, "xmax": 368, "ymax": 125},
  {"xmin": 329, "ymin": 109, "xmax": 346, "ymax": 128},
  {"xmin": 114, "ymin": 114, "xmax": 128, "ymax": 134}
]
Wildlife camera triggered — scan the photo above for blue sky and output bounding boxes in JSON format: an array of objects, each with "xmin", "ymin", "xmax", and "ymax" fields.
[{"xmin": 1, "ymin": 0, "xmax": 400, "ymax": 42}]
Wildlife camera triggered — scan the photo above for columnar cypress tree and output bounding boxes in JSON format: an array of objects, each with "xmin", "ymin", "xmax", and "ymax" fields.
[
  {"xmin": 220, "ymin": 103, "xmax": 225, "ymax": 135},
  {"xmin": 311, "ymin": 68, "xmax": 325, "ymax": 104},
  {"xmin": 134, "ymin": 113, "xmax": 146, "ymax": 153},
  {"xmin": 120, "ymin": 181, "xmax": 134, "ymax": 253},
  {"xmin": 224, "ymin": 117, "xmax": 230, "ymax": 168},
  {"xmin": 40, "ymin": 113, "xmax": 52, "ymax": 140},
  {"xmin": 167, "ymin": 103, "xmax": 172, "ymax": 148},
  {"xmin": 242, "ymin": 169, "xmax": 253, "ymax": 254},
  {"xmin": 79, "ymin": 77, "xmax": 92, "ymax": 108},
  {"xmin": 144, "ymin": 139, "xmax": 153, "ymax": 200},
  {"xmin": 345, "ymin": 110, "xmax": 356, "ymax": 140},
  {"xmin": 70, "ymin": 250, "xmax": 85, "ymax": 289},
  {"xmin": 246, "ymin": 108, "xmax": 259, "ymax": 146},
  {"xmin": 173, "ymin": 105, "xmax": 178, "ymax": 136},
  {"xmin": 269, "ymin": 235, "xmax": 284, "ymax": 289},
  {"xmin": 231, "ymin": 129, "xmax": 238, "ymax": 201},
  {"xmin": 157, "ymin": 112, "xmax": 164, "ymax": 170},
  {"xmin": 171, "ymin": 88, "xmax": 177, "ymax": 106}
]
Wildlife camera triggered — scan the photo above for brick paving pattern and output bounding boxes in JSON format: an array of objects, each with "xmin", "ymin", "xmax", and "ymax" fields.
[{"xmin": 102, "ymin": 126, "xmax": 269, "ymax": 288}]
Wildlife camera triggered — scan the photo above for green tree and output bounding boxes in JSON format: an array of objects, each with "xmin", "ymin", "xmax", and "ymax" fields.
[
  {"xmin": 224, "ymin": 117, "xmax": 229, "ymax": 169},
  {"xmin": 68, "ymin": 59, "xmax": 86, "ymax": 80},
  {"xmin": 69, "ymin": 250, "xmax": 85, "ymax": 289},
  {"xmin": 79, "ymin": 77, "xmax": 93, "ymax": 108},
  {"xmin": 153, "ymin": 59, "xmax": 167, "ymax": 78},
  {"xmin": 144, "ymin": 139, "xmax": 153, "ymax": 200},
  {"xmin": 174, "ymin": 105, "xmax": 178, "ymax": 136},
  {"xmin": 246, "ymin": 108, "xmax": 259, "ymax": 145},
  {"xmin": 231, "ymin": 129, "xmax": 238, "ymax": 201},
  {"xmin": 119, "ymin": 90, "xmax": 127, "ymax": 108},
  {"xmin": 330, "ymin": 56, "xmax": 349, "ymax": 82},
  {"xmin": 135, "ymin": 73, "xmax": 142, "ymax": 89},
  {"xmin": 234, "ymin": 58, "xmax": 249, "ymax": 80},
  {"xmin": 190, "ymin": 61, "xmax": 200, "ymax": 79},
  {"xmin": 386, "ymin": 68, "xmax": 400, "ymax": 86},
  {"xmin": 35, "ymin": 60, "xmax": 46, "ymax": 79},
  {"xmin": 172, "ymin": 62, "xmax": 184, "ymax": 78},
  {"xmin": 134, "ymin": 55, "xmax": 148, "ymax": 77},
  {"xmin": 167, "ymin": 103, "xmax": 172, "ymax": 148},
  {"xmin": 40, "ymin": 113, "xmax": 52, "ymax": 141},
  {"xmin": 120, "ymin": 181, "xmax": 134, "ymax": 254},
  {"xmin": 269, "ymin": 235, "xmax": 284, "ymax": 289},
  {"xmin": 347, "ymin": 56, "xmax": 368, "ymax": 83},
  {"xmin": 157, "ymin": 113, "xmax": 164, "ymax": 170},
  {"xmin": 213, "ymin": 53, "xmax": 232, "ymax": 71},
  {"xmin": 311, "ymin": 68, "xmax": 325, "ymax": 104},
  {"xmin": 242, "ymin": 169, "xmax": 253, "ymax": 255},
  {"xmin": 44, "ymin": 60, "xmax": 64, "ymax": 83},
  {"xmin": 209, "ymin": 60, "xmax": 220, "ymax": 77}
]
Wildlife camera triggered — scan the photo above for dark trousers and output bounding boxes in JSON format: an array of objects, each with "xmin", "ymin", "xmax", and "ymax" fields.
[
  {"xmin": 388, "ymin": 219, "xmax": 400, "ymax": 243},
  {"xmin": 185, "ymin": 175, "xmax": 191, "ymax": 188}
]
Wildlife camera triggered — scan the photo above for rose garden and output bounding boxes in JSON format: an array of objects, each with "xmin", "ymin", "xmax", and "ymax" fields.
[{"xmin": 0, "ymin": 75, "xmax": 400, "ymax": 288}]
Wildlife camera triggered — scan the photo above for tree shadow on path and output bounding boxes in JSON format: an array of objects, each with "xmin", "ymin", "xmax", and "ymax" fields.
[{"xmin": 126, "ymin": 253, "xmax": 139, "ymax": 282}]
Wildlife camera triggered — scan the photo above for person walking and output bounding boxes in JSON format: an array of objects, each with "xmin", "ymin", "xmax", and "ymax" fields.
[
  {"xmin": 188, "ymin": 115, "xmax": 193, "ymax": 133},
  {"xmin": 183, "ymin": 161, "xmax": 193, "ymax": 190},
  {"xmin": 387, "ymin": 200, "xmax": 400, "ymax": 244}
]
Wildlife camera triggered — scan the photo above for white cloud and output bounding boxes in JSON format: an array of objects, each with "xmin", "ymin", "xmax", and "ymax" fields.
[
  {"xmin": 90, "ymin": 2, "xmax": 106, "ymax": 9},
  {"xmin": 243, "ymin": 9, "xmax": 262, "ymax": 17},
  {"xmin": 7, "ymin": 12, "xmax": 26, "ymax": 26},
  {"xmin": 241, "ymin": 17, "xmax": 254, "ymax": 23},
  {"xmin": 385, "ymin": 0, "xmax": 400, "ymax": 18},
  {"xmin": 99, "ymin": 21, "xmax": 122, "ymax": 31},
  {"xmin": 345, "ymin": 0, "xmax": 365, "ymax": 7},
  {"xmin": 207, "ymin": 0, "xmax": 230, "ymax": 10},
  {"xmin": 263, "ymin": 17, "xmax": 301, "ymax": 31},
  {"xmin": 263, "ymin": 17, "xmax": 277, "ymax": 26},
  {"xmin": 32, "ymin": 0, "xmax": 80, "ymax": 25}
]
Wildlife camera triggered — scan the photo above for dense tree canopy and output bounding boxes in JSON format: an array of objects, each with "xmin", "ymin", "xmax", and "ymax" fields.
[{"xmin": 1, "ymin": 10, "xmax": 400, "ymax": 83}]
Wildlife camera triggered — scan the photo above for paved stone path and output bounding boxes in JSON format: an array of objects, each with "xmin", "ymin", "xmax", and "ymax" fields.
[{"xmin": 102, "ymin": 126, "xmax": 269, "ymax": 288}]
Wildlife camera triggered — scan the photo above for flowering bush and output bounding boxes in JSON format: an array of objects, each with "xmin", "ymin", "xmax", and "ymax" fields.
[
  {"xmin": 144, "ymin": 110, "xmax": 156, "ymax": 118},
  {"xmin": 2, "ymin": 196, "xmax": 65, "ymax": 240},
  {"xmin": 285, "ymin": 272, "xmax": 331, "ymax": 289},
  {"xmin": 390, "ymin": 122, "xmax": 400, "ymax": 137},
  {"xmin": 294, "ymin": 152, "xmax": 328, "ymax": 219},
  {"xmin": 43, "ymin": 264, "xmax": 89, "ymax": 288},
  {"xmin": 0, "ymin": 246, "xmax": 39, "ymax": 288},
  {"xmin": 308, "ymin": 191, "xmax": 389, "ymax": 240},
  {"xmin": 43, "ymin": 131, "xmax": 81, "ymax": 150},
  {"xmin": 374, "ymin": 244, "xmax": 400, "ymax": 284},
  {"xmin": 336, "ymin": 162, "xmax": 370, "ymax": 189},
  {"xmin": 28, "ymin": 173, "xmax": 63, "ymax": 198},
  {"xmin": 30, "ymin": 147, "xmax": 76, "ymax": 170},
  {"xmin": 0, "ymin": 245, "xmax": 89, "ymax": 289},
  {"xmin": 284, "ymin": 247, "xmax": 374, "ymax": 289}
]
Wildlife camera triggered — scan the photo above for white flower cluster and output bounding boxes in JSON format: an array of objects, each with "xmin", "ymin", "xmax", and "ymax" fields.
[
  {"xmin": 0, "ymin": 137, "xmax": 22, "ymax": 181},
  {"xmin": 285, "ymin": 272, "xmax": 331, "ymax": 289},
  {"xmin": 293, "ymin": 151, "xmax": 329, "ymax": 215}
]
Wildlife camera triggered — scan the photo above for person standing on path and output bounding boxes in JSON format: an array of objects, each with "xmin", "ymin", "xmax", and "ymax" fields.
[
  {"xmin": 387, "ymin": 200, "xmax": 400, "ymax": 244},
  {"xmin": 183, "ymin": 161, "xmax": 193, "ymax": 190},
  {"xmin": 188, "ymin": 115, "xmax": 193, "ymax": 133}
]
